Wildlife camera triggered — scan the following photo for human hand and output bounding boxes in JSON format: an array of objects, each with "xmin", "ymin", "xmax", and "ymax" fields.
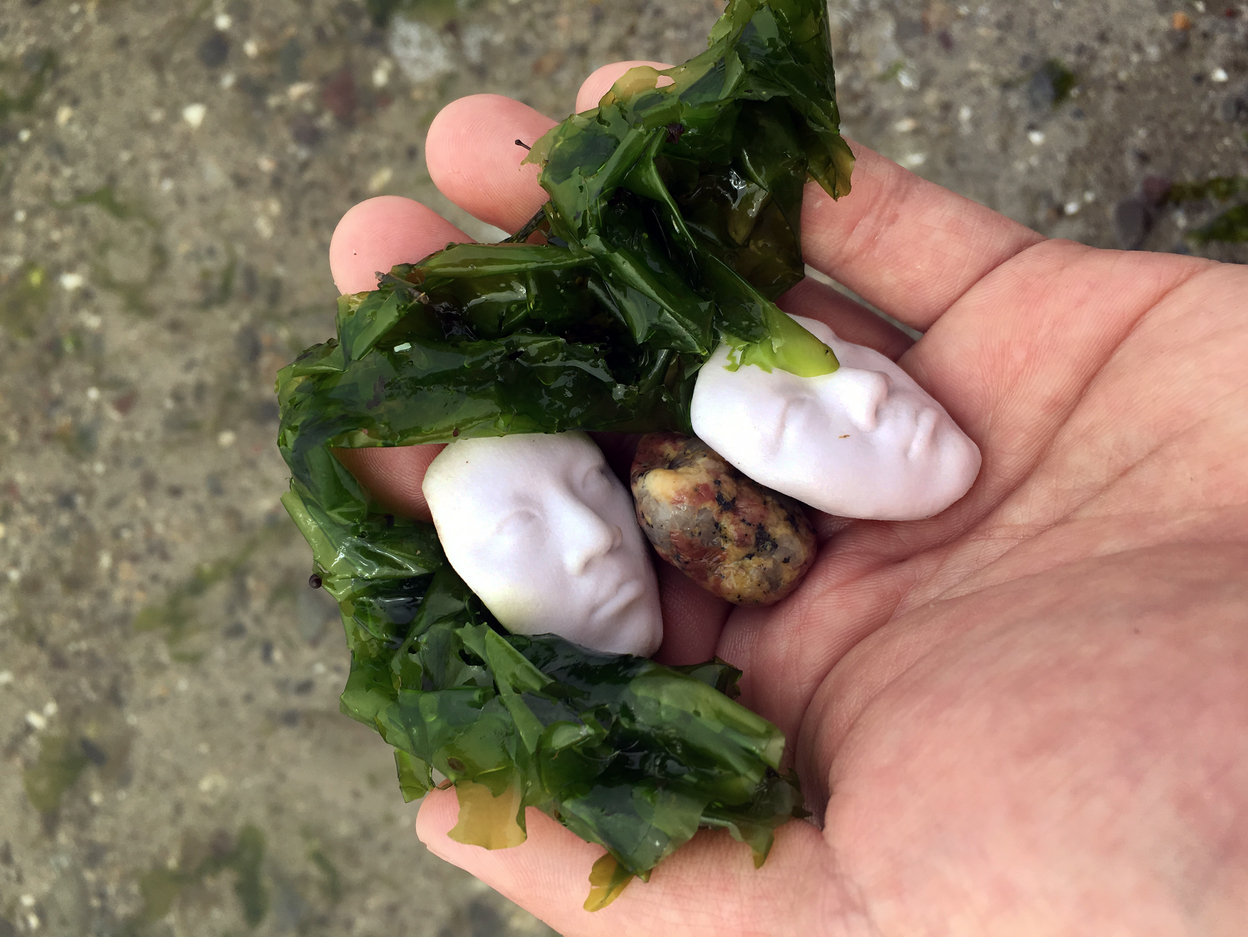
[{"xmin": 330, "ymin": 62, "xmax": 1248, "ymax": 935}]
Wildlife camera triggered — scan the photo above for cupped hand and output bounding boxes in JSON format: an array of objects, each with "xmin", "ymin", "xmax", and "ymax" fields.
[{"xmin": 330, "ymin": 63, "xmax": 1248, "ymax": 936}]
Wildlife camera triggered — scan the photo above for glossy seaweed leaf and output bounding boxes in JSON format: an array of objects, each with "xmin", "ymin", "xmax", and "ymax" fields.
[
  {"xmin": 284, "ymin": 479, "xmax": 804, "ymax": 897},
  {"xmin": 1189, "ymin": 204, "xmax": 1248, "ymax": 245},
  {"xmin": 276, "ymin": 0, "xmax": 847, "ymax": 902}
]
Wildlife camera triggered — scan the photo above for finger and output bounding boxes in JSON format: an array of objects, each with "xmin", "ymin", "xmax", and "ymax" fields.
[
  {"xmin": 333, "ymin": 445, "xmax": 445, "ymax": 523},
  {"xmin": 778, "ymin": 277, "xmax": 914, "ymax": 362},
  {"xmin": 801, "ymin": 145, "xmax": 1045, "ymax": 332},
  {"xmin": 329, "ymin": 195, "xmax": 468, "ymax": 294},
  {"xmin": 575, "ymin": 62, "xmax": 1038, "ymax": 335},
  {"xmin": 416, "ymin": 788, "xmax": 845, "ymax": 937},
  {"xmin": 651, "ymin": 563, "xmax": 731, "ymax": 667},
  {"xmin": 426, "ymin": 94, "xmax": 554, "ymax": 233},
  {"xmin": 328, "ymin": 197, "xmax": 469, "ymax": 512},
  {"xmin": 575, "ymin": 60, "xmax": 673, "ymax": 112}
]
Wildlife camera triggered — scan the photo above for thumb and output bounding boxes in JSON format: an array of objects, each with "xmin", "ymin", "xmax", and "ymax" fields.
[{"xmin": 415, "ymin": 787, "xmax": 853, "ymax": 937}]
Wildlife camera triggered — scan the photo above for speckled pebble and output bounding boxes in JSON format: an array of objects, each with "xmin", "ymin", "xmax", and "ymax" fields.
[{"xmin": 631, "ymin": 433, "xmax": 816, "ymax": 605}]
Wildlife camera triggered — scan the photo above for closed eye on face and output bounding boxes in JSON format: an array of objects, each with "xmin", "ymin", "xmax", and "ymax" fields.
[
  {"xmin": 577, "ymin": 465, "xmax": 614, "ymax": 494},
  {"xmin": 770, "ymin": 393, "xmax": 816, "ymax": 450},
  {"xmin": 493, "ymin": 507, "xmax": 545, "ymax": 540}
]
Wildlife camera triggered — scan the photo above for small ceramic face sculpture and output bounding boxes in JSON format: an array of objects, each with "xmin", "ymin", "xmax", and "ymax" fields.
[
  {"xmin": 422, "ymin": 432, "xmax": 663, "ymax": 657},
  {"xmin": 691, "ymin": 314, "xmax": 981, "ymax": 520}
]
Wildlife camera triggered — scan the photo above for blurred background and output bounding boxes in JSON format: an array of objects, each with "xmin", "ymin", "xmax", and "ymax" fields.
[{"xmin": 0, "ymin": 0, "xmax": 1244, "ymax": 934}]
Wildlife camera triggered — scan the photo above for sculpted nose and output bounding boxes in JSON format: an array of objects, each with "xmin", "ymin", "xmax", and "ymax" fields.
[
  {"xmin": 560, "ymin": 499, "xmax": 622, "ymax": 575},
  {"xmin": 838, "ymin": 369, "xmax": 891, "ymax": 432}
]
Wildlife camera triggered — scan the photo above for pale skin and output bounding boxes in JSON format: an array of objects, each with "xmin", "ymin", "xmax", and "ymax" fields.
[{"xmin": 329, "ymin": 62, "xmax": 1248, "ymax": 936}]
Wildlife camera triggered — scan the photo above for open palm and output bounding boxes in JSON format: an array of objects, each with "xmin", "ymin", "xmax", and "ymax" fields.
[{"xmin": 329, "ymin": 64, "xmax": 1248, "ymax": 936}]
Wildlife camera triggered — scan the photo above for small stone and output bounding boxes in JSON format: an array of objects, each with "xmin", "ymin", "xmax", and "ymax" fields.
[
  {"xmin": 79, "ymin": 738, "xmax": 108, "ymax": 766},
  {"xmin": 198, "ymin": 33, "xmax": 229, "ymax": 68},
  {"xmin": 217, "ymin": 430, "xmax": 236, "ymax": 447},
  {"xmin": 1171, "ymin": 11, "xmax": 1192, "ymax": 30},
  {"xmin": 1221, "ymin": 82, "xmax": 1248, "ymax": 123},
  {"xmin": 214, "ymin": 12, "xmax": 232, "ymax": 30},
  {"xmin": 25, "ymin": 711, "xmax": 47, "ymax": 731},
  {"xmin": 1028, "ymin": 59, "xmax": 1077, "ymax": 109},
  {"xmin": 182, "ymin": 103, "xmax": 207, "ymax": 129},
  {"xmin": 631, "ymin": 433, "xmax": 816, "ymax": 606},
  {"xmin": 1141, "ymin": 174, "xmax": 1173, "ymax": 206},
  {"xmin": 1112, "ymin": 196, "xmax": 1153, "ymax": 250},
  {"xmin": 289, "ymin": 116, "xmax": 322, "ymax": 147},
  {"xmin": 1027, "ymin": 129, "xmax": 1046, "ymax": 145},
  {"xmin": 1211, "ymin": 67, "xmax": 1229, "ymax": 83},
  {"xmin": 321, "ymin": 67, "xmax": 357, "ymax": 123},
  {"xmin": 0, "ymin": 670, "xmax": 13, "ymax": 686},
  {"xmin": 367, "ymin": 166, "xmax": 393, "ymax": 193}
]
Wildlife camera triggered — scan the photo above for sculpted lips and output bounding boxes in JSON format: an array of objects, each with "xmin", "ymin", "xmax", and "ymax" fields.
[{"xmin": 589, "ymin": 574, "xmax": 644, "ymax": 623}]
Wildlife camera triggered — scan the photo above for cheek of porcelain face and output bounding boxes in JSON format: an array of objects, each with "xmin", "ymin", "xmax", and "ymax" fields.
[
  {"xmin": 422, "ymin": 433, "xmax": 662, "ymax": 657},
  {"xmin": 690, "ymin": 315, "xmax": 982, "ymax": 520}
]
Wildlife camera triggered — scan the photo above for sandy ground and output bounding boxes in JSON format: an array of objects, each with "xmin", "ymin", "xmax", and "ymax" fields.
[{"xmin": 0, "ymin": 1, "xmax": 1245, "ymax": 935}]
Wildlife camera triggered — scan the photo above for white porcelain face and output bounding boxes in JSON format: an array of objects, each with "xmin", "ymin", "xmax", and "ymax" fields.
[
  {"xmin": 422, "ymin": 433, "xmax": 663, "ymax": 656},
  {"xmin": 690, "ymin": 315, "xmax": 982, "ymax": 520}
]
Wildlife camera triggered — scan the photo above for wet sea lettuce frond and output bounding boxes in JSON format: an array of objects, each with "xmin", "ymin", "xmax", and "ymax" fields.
[
  {"xmin": 276, "ymin": 0, "xmax": 847, "ymax": 898},
  {"xmin": 276, "ymin": 0, "xmax": 855, "ymax": 485},
  {"xmin": 282, "ymin": 480, "xmax": 804, "ymax": 891}
]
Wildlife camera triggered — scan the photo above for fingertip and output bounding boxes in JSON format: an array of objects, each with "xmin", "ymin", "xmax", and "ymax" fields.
[
  {"xmin": 414, "ymin": 787, "xmax": 460, "ymax": 858},
  {"xmin": 426, "ymin": 94, "xmax": 554, "ymax": 232},
  {"xmin": 328, "ymin": 196, "xmax": 467, "ymax": 294},
  {"xmin": 575, "ymin": 60, "xmax": 673, "ymax": 112},
  {"xmin": 333, "ymin": 445, "xmax": 445, "ymax": 523},
  {"xmin": 653, "ymin": 564, "xmax": 732, "ymax": 666}
]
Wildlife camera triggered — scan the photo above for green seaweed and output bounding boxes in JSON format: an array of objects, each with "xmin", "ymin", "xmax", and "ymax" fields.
[
  {"xmin": 1036, "ymin": 58, "xmax": 1077, "ymax": 108},
  {"xmin": 56, "ymin": 185, "xmax": 167, "ymax": 316},
  {"xmin": 0, "ymin": 262, "xmax": 51, "ymax": 338},
  {"xmin": 23, "ymin": 733, "xmax": 91, "ymax": 815},
  {"xmin": 1166, "ymin": 176, "xmax": 1248, "ymax": 246},
  {"xmin": 56, "ymin": 185, "xmax": 156, "ymax": 227},
  {"xmin": 1167, "ymin": 176, "xmax": 1248, "ymax": 204},
  {"xmin": 201, "ymin": 246, "xmax": 237, "ymax": 309},
  {"xmin": 307, "ymin": 847, "xmax": 343, "ymax": 906},
  {"xmin": 877, "ymin": 59, "xmax": 906, "ymax": 83},
  {"xmin": 0, "ymin": 50, "xmax": 57, "ymax": 125},
  {"xmin": 1189, "ymin": 204, "xmax": 1248, "ymax": 245},
  {"xmin": 133, "ymin": 524, "xmax": 287, "ymax": 643},
  {"xmin": 277, "ymin": 0, "xmax": 847, "ymax": 900},
  {"xmin": 365, "ymin": 0, "xmax": 462, "ymax": 29},
  {"xmin": 136, "ymin": 825, "xmax": 269, "ymax": 927}
]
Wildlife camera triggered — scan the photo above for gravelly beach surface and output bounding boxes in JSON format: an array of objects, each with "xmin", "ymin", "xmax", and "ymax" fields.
[{"xmin": 1, "ymin": 1, "xmax": 1245, "ymax": 934}]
